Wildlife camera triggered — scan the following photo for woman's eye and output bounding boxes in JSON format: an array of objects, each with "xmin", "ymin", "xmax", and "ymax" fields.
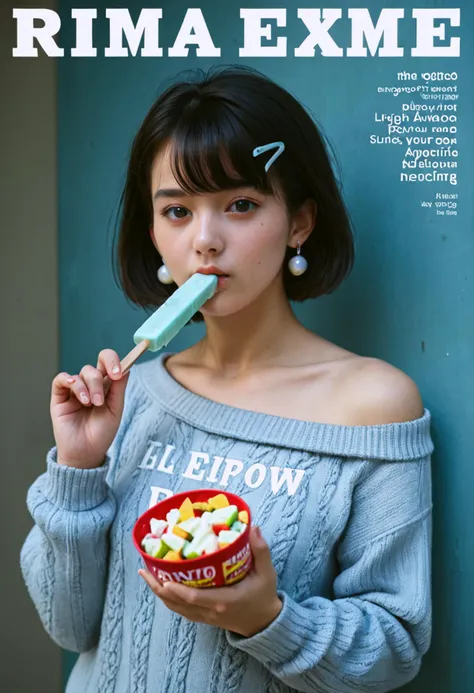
[
  {"xmin": 229, "ymin": 199, "xmax": 258, "ymax": 214},
  {"xmin": 161, "ymin": 199, "xmax": 257, "ymax": 220},
  {"xmin": 162, "ymin": 206, "xmax": 189, "ymax": 220}
]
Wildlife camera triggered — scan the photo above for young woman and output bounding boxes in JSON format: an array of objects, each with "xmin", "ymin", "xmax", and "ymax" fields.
[{"xmin": 21, "ymin": 66, "xmax": 433, "ymax": 693}]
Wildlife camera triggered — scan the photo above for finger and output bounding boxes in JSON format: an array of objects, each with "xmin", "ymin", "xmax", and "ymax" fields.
[
  {"xmin": 158, "ymin": 599, "xmax": 203, "ymax": 622},
  {"xmin": 51, "ymin": 372, "xmax": 82, "ymax": 407},
  {"xmin": 161, "ymin": 581, "xmax": 205, "ymax": 606},
  {"xmin": 138, "ymin": 572, "xmax": 216, "ymax": 624},
  {"xmin": 159, "ymin": 587, "xmax": 226, "ymax": 626},
  {"xmin": 138, "ymin": 570, "xmax": 184, "ymax": 603},
  {"xmin": 97, "ymin": 350, "xmax": 129, "ymax": 409},
  {"xmin": 249, "ymin": 526, "xmax": 273, "ymax": 574},
  {"xmin": 104, "ymin": 369, "xmax": 129, "ymax": 416},
  {"xmin": 97, "ymin": 349, "xmax": 122, "ymax": 380},
  {"xmin": 139, "ymin": 571, "xmax": 196, "ymax": 608},
  {"xmin": 159, "ymin": 581, "xmax": 236, "ymax": 616},
  {"xmin": 79, "ymin": 365, "xmax": 107, "ymax": 407},
  {"xmin": 67, "ymin": 375, "xmax": 93, "ymax": 406},
  {"xmin": 138, "ymin": 569, "xmax": 161, "ymax": 590}
]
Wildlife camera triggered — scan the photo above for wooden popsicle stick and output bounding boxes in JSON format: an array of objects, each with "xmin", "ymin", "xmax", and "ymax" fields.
[
  {"xmin": 103, "ymin": 339, "xmax": 149, "ymax": 396},
  {"xmin": 120, "ymin": 339, "xmax": 150, "ymax": 375}
]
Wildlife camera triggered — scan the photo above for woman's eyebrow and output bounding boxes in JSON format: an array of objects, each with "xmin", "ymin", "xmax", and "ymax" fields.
[
  {"xmin": 153, "ymin": 188, "xmax": 188, "ymax": 201},
  {"xmin": 153, "ymin": 184, "xmax": 261, "ymax": 202}
]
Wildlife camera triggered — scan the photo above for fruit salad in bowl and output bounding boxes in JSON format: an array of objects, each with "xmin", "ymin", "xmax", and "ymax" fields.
[{"xmin": 133, "ymin": 490, "xmax": 252, "ymax": 588}]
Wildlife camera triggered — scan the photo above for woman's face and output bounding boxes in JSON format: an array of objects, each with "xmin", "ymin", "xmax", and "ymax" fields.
[{"xmin": 149, "ymin": 145, "xmax": 296, "ymax": 318}]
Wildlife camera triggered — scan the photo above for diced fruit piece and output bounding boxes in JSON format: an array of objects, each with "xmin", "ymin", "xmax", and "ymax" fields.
[
  {"xmin": 164, "ymin": 550, "xmax": 182, "ymax": 561},
  {"xmin": 194, "ymin": 517, "xmax": 212, "ymax": 542},
  {"xmin": 192, "ymin": 501, "xmax": 213, "ymax": 512},
  {"xmin": 152, "ymin": 540, "xmax": 170, "ymax": 559},
  {"xmin": 182, "ymin": 530, "xmax": 216, "ymax": 559},
  {"xmin": 178, "ymin": 497, "xmax": 195, "ymax": 522},
  {"xmin": 203, "ymin": 533, "xmax": 219, "ymax": 555},
  {"xmin": 141, "ymin": 535, "xmax": 155, "ymax": 552},
  {"xmin": 142, "ymin": 495, "xmax": 247, "ymax": 562},
  {"xmin": 162, "ymin": 532, "xmax": 185, "ymax": 553},
  {"xmin": 150, "ymin": 519, "xmax": 168, "ymax": 538},
  {"xmin": 179, "ymin": 517, "xmax": 203, "ymax": 536},
  {"xmin": 173, "ymin": 525, "xmax": 192, "ymax": 541},
  {"xmin": 210, "ymin": 505, "xmax": 238, "ymax": 527},
  {"xmin": 208, "ymin": 493, "xmax": 230, "ymax": 509},
  {"xmin": 230, "ymin": 520, "xmax": 246, "ymax": 534},
  {"xmin": 142, "ymin": 536, "xmax": 169, "ymax": 558},
  {"xmin": 212, "ymin": 523, "xmax": 230, "ymax": 536},
  {"xmin": 217, "ymin": 530, "xmax": 241, "ymax": 548},
  {"xmin": 166, "ymin": 508, "xmax": 180, "ymax": 527},
  {"xmin": 182, "ymin": 541, "xmax": 200, "ymax": 560}
]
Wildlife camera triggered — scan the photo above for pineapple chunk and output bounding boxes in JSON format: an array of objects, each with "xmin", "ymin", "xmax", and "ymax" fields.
[
  {"xmin": 164, "ymin": 550, "xmax": 182, "ymax": 561},
  {"xmin": 238, "ymin": 510, "xmax": 249, "ymax": 524},
  {"xmin": 208, "ymin": 493, "xmax": 230, "ymax": 510},
  {"xmin": 173, "ymin": 525, "xmax": 192, "ymax": 541},
  {"xmin": 178, "ymin": 497, "xmax": 195, "ymax": 522},
  {"xmin": 192, "ymin": 501, "xmax": 213, "ymax": 512}
]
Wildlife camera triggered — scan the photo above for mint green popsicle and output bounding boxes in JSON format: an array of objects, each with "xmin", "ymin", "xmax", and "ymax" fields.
[
  {"xmin": 118, "ymin": 273, "xmax": 218, "ymax": 376},
  {"xmin": 133, "ymin": 272, "xmax": 218, "ymax": 350}
]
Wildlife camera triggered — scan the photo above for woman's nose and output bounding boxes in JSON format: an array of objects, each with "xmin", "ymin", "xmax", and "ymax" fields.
[{"xmin": 192, "ymin": 219, "xmax": 224, "ymax": 255}]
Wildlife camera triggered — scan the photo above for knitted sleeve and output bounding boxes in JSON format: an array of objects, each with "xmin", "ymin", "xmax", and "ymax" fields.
[
  {"xmin": 227, "ymin": 454, "xmax": 432, "ymax": 693},
  {"xmin": 19, "ymin": 371, "xmax": 138, "ymax": 653},
  {"xmin": 20, "ymin": 453, "xmax": 117, "ymax": 652}
]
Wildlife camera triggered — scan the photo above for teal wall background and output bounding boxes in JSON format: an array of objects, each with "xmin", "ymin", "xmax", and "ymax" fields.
[{"xmin": 59, "ymin": 0, "xmax": 473, "ymax": 690}]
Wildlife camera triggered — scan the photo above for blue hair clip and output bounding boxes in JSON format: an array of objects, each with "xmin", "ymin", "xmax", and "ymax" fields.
[{"xmin": 252, "ymin": 141, "xmax": 285, "ymax": 172}]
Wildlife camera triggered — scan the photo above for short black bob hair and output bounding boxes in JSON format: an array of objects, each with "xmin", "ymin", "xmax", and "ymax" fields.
[{"xmin": 114, "ymin": 65, "xmax": 354, "ymax": 322}]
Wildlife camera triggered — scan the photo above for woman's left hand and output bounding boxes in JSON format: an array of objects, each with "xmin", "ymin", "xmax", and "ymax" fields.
[{"xmin": 139, "ymin": 526, "xmax": 283, "ymax": 637}]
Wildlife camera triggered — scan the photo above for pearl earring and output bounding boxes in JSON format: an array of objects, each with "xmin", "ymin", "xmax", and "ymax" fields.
[
  {"xmin": 157, "ymin": 262, "xmax": 174, "ymax": 284},
  {"xmin": 288, "ymin": 241, "xmax": 308, "ymax": 276}
]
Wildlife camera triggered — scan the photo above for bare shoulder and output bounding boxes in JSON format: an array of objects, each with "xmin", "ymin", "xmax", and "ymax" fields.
[{"xmin": 336, "ymin": 356, "xmax": 424, "ymax": 426}]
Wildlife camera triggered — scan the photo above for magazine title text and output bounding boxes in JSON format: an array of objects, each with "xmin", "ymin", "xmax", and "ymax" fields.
[{"xmin": 12, "ymin": 8, "xmax": 461, "ymax": 58}]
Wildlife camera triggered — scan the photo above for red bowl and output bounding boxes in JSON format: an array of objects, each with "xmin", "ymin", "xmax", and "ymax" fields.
[{"xmin": 133, "ymin": 489, "xmax": 252, "ymax": 588}]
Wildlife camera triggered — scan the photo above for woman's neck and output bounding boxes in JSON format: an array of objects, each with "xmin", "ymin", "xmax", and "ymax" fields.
[{"xmin": 196, "ymin": 292, "xmax": 310, "ymax": 378}]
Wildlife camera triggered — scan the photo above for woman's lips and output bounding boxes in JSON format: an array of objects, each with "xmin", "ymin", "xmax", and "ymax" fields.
[
  {"xmin": 216, "ymin": 275, "xmax": 230, "ymax": 289},
  {"xmin": 194, "ymin": 270, "xmax": 230, "ymax": 291}
]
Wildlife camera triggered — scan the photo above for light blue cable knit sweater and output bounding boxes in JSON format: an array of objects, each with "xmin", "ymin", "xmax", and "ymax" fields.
[{"xmin": 20, "ymin": 353, "xmax": 433, "ymax": 693}]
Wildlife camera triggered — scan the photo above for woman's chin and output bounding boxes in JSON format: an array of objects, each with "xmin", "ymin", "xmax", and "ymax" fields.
[{"xmin": 200, "ymin": 295, "xmax": 250, "ymax": 319}]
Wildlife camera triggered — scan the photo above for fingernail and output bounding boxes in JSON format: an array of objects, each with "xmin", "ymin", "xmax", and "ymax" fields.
[
  {"xmin": 66, "ymin": 377, "xmax": 75, "ymax": 383},
  {"xmin": 254, "ymin": 526, "xmax": 262, "ymax": 539},
  {"xmin": 93, "ymin": 394, "xmax": 103, "ymax": 406},
  {"xmin": 112, "ymin": 364, "xmax": 120, "ymax": 374},
  {"xmin": 80, "ymin": 393, "xmax": 89, "ymax": 404}
]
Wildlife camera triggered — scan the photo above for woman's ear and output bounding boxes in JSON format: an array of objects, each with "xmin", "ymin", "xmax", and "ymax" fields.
[
  {"xmin": 288, "ymin": 199, "xmax": 317, "ymax": 247},
  {"xmin": 149, "ymin": 225, "xmax": 159, "ymax": 253}
]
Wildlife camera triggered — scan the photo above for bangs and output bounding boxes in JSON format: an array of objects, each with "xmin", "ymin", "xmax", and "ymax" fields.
[{"xmin": 166, "ymin": 104, "xmax": 280, "ymax": 197}]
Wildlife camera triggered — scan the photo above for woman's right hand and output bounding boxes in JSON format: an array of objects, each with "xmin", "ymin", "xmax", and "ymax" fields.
[{"xmin": 50, "ymin": 349, "xmax": 130, "ymax": 469}]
